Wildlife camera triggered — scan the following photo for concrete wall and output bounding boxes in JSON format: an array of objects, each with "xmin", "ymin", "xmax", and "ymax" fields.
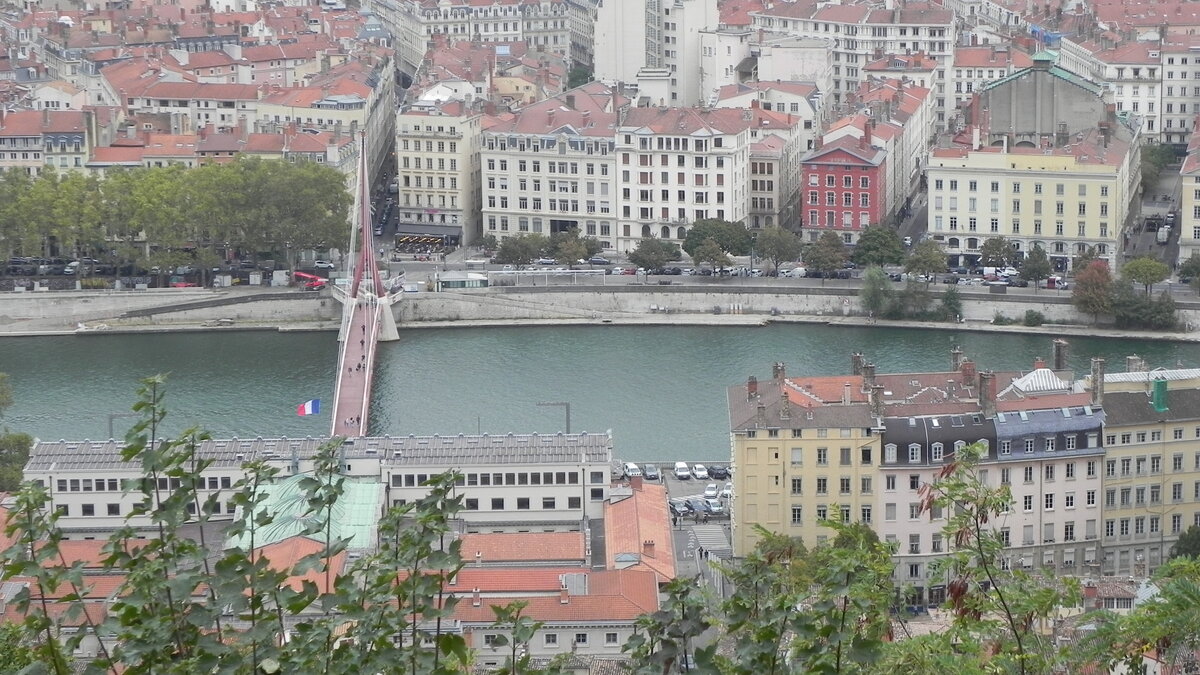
[
  {"xmin": 0, "ymin": 290, "xmax": 336, "ymax": 328},
  {"xmin": 0, "ymin": 289, "xmax": 215, "ymax": 326},
  {"xmin": 396, "ymin": 285, "xmax": 1200, "ymax": 330},
  {"xmin": 122, "ymin": 296, "xmax": 340, "ymax": 324}
]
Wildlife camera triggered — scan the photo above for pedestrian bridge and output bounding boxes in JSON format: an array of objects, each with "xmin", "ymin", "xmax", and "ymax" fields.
[{"xmin": 329, "ymin": 134, "xmax": 402, "ymax": 438}]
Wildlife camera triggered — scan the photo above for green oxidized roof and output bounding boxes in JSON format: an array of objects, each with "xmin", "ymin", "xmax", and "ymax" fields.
[
  {"xmin": 225, "ymin": 473, "xmax": 382, "ymax": 551},
  {"xmin": 980, "ymin": 62, "xmax": 1102, "ymax": 97}
]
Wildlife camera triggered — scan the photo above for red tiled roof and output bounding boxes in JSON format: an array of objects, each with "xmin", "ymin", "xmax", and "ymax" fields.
[
  {"xmin": 953, "ymin": 46, "xmax": 1033, "ymax": 69},
  {"xmin": 142, "ymin": 81, "xmax": 260, "ymax": 101},
  {"xmin": 451, "ymin": 567, "xmax": 588, "ymax": 593},
  {"xmin": 605, "ymin": 483, "xmax": 675, "ymax": 582},
  {"xmin": 0, "ymin": 110, "xmax": 88, "ymax": 136},
  {"xmin": 450, "ymin": 569, "xmax": 658, "ymax": 624},
  {"xmin": 459, "ymin": 532, "xmax": 586, "ymax": 563},
  {"xmin": 254, "ymin": 535, "xmax": 347, "ymax": 595},
  {"xmin": 784, "ymin": 376, "xmax": 869, "ymax": 407},
  {"xmin": 91, "ymin": 146, "xmax": 144, "ymax": 163}
]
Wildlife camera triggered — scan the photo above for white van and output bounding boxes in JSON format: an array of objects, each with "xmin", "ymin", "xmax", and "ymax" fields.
[
  {"xmin": 623, "ymin": 462, "xmax": 642, "ymax": 478},
  {"xmin": 673, "ymin": 461, "xmax": 691, "ymax": 479}
]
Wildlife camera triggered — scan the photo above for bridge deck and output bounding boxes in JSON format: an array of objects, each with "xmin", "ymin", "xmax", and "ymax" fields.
[{"xmin": 330, "ymin": 297, "xmax": 381, "ymax": 437}]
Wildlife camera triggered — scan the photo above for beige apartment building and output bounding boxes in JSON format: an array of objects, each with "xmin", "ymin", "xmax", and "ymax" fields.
[
  {"xmin": 729, "ymin": 366, "xmax": 880, "ymax": 556},
  {"xmin": 396, "ymin": 100, "xmax": 483, "ymax": 244},
  {"xmin": 1095, "ymin": 364, "xmax": 1200, "ymax": 576}
]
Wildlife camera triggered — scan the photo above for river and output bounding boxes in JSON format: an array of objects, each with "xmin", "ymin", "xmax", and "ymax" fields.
[{"xmin": 0, "ymin": 325, "xmax": 1192, "ymax": 461}]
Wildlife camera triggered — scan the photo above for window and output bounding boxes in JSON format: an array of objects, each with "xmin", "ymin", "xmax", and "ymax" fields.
[
  {"xmin": 886, "ymin": 475, "xmax": 896, "ymax": 490},
  {"xmin": 517, "ymin": 498, "xmax": 530, "ymax": 510},
  {"xmin": 606, "ymin": 632, "xmax": 619, "ymax": 645},
  {"xmin": 575, "ymin": 633, "xmax": 588, "ymax": 645},
  {"xmin": 908, "ymin": 445, "xmax": 921, "ymax": 462},
  {"xmin": 885, "ymin": 444, "xmax": 897, "ymax": 462},
  {"xmin": 82, "ymin": 504, "xmax": 95, "ymax": 516},
  {"xmin": 484, "ymin": 635, "xmax": 499, "ymax": 647},
  {"xmin": 543, "ymin": 497, "xmax": 556, "ymax": 509},
  {"xmin": 107, "ymin": 503, "xmax": 120, "ymax": 516},
  {"xmin": 931, "ymin": 443, "xmax": 944, "ymax": 461},
  {"xmin": 466, "ymin": 498, "xmax": 479, "ymax": 510},
  {"xmin": 1023, "ymin": 495, "xmax": 1033, "ymax": 511},
  {"xmin": 817, "ymin": 478, "xmax": 828, "ymax": 495},
  {"xmin": 1066, "ymin": 493, "xmax": 1075, "ymax": 508},
  {"xmin": 791, "ymin": 505, "xmax": 803, "ymax": 524},
  {"xmin": 491, "ymin": 498, "xmax": 504, "ymax": 510},
  {"xmin": 1045, "ymin": 493, "xmax": 1055, "ymax": 510},
  {"xmin": 909, "ymin": 474, "xmax": 920, "ymax": 490},
  {"xmin": 545, "ymin": 634, "xmax": 558, "ymax": 646}
]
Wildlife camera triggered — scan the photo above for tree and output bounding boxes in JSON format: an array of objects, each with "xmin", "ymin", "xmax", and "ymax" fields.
[
  {"xmin": 554, "ymin": 237, "xmax": 588, "ymax": 267},
  {"xmin": 1020, "ymin": 244, "xmax": 1053, "ymax": 292},
  {"xmin": 567, "ymin": 68, "xmax": 592, "ymax": 89},
  {"xmin": 494, "ymin": 234, "xmax": 548, "ymax": 265},
  {"xmin": 0, "ymin": 431, "xmax": 32, "ymax": 492},
  {"xmin": 1123, "ymin": 256, "xmax": 1171, "ymax": 295},
  {"xmin": 691, "ymin": 237, "xmax": 730, "ymax": 270},
  {"xmin": 851, "ymin": 226, "xmax": 905, "ymax": 268},
  {"xmin": 1072, "ymin": 260, "xmax": 1113, "ymax": 323},
  {"xmin": 0, "ymin": 371, "xmax": 11, "ymax": 419},
  {"xmin": 753, "ymin": 225, "xmax": 802, "ymax": 274},
  {"xmin": 1140, "ymin": 144, "xmax": 1177, "ymax": 194},
  {"xmin": 478, "ymin": 234, "xmax": 498, "ymax": 252},
  {"xmin": 1171, "ymin": 525, "xmax": 1200, "ymax": 559},
  {"xmin": 803, "ymin": 231, "xmax": 847, "ymax": 285},
  {"xmin": 904, "ymin": 239, "xmax": 947, "ymax": 282},
  {"xmin": 681, "ymin": 219, "xmax": 751, "ymax": 259},
  {"xmin": 628, "ymin": 238, "xmax": 682, "ymax": 271},
  {"xmin": 940, "ymin": 286, "xmax": 963, "ymax": 322},
  {"xmin": 1072, "ymin": 244, "xmax": 1099, "ymax": 273},
  {"xmin": 859, "ymin": 266, "xmax": 892, "ymax": 317},
  {"xmin": 978, "ymin": 236, "xmax": 1016, "ymax": 268}
]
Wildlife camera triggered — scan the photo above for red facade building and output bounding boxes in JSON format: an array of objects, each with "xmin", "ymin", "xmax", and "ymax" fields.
[{"xmin": 800, "ymin": 135, "xmax": 887, "ymax": 244}]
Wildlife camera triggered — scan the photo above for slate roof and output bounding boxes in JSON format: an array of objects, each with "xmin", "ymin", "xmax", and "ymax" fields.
[{"xmin": 1102, "ymin": 389, "xmax": 1200, "ymax": 425}]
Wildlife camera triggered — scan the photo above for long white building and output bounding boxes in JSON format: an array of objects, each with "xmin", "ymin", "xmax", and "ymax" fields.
[{"xmin": 25, "ymin": 433, "xmax": 615, "ymax": 537}]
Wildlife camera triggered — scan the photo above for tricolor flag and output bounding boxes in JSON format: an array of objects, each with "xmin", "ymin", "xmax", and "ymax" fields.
[{"xmin": 296, "ymin": 399, "xmax": 321, "ymax": 417}]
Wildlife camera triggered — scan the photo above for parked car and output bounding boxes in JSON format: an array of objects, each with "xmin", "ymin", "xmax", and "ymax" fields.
[
  {"xmin": 623, "ymin": 462, "xmax": 642, "ymax": 478},
  {"xmin": 588, "ymin": 256, "xmax": 610, "ymax": 265},
  {"xmin": 704, "ymin": 498, "xmax": 725, "ymax": 515},
  {"xmin": 692, "ymin": 464, "xmax": 709, "ymax": 480},
  {"xmin": 674, "ymin": 461, "xmax": 691, "ymax": 480},
  {"xmin": 536, "ymin": 257, "xmax": 557, "ymax": 265},
  {"xmin": 703, "ymin": 483, "xmax": 720, "ymax": 499},
  {"xmin": 720, "ymin": 482, "xmax": 733, "ymax": 499},
  {"xmin": 314, "ymin": 260, "xmax": 335, "ymax": 269},
  {"xmin": 642, "ymin": 464, "xmax": 661, "ymax": 480},
  {"xmin": 611, "ymin": 266, "xmax": 628, "ymax": 275},
  {"xmin": 1008, "ymin": 278, "xmax": 1029, "ymax": 287},
  {"xmin": 707, "ymin": 465, "xmax": 730, "ymax": 480},
  {"xmin": 686, "ymin": 498, "xmax": 710, "ymax": 514},
  {"xmin": 669, "ymin": 499, "xmax": 691, "ymax": 517}
]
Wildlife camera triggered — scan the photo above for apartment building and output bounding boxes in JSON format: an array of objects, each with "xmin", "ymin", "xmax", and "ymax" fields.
[
  {"xmin": 0, "ymin": 108, "xmax": 98, "ymax": 175},
  {"xmin": 800, "ymin": 129, "xmax": 887, "ymax": 242},
  {"xmin": 397, "ymin": 99, "xmax": 484, "ymax": 244},
  {"xmin": 949, "ymin": 45, "xmax": 1032, "ymax": 111},
  {"xmin": 1096, "ymin": 365, "xmax": 1200, "ymax": 576},
  {"xmin": 390, "ymin": 0, "xmax": 572, "ymax": 64},
  {"xmin": 926, "ymin": 54, "xmax": 1140, "ymax": 270},
  {"xmin": 1181, "ymin": 125, "xmax": 1200, "ymax": 261},
  {"xmin": 845, "ymin": 77, "xmax": 934, "ymax": 219},
  {"xmin": 479, "ymin": 83, "xmax": 621, "ymax": 247},
  {"xmin": 25, "ymin": 432, "xmax": 614, "ymax": 537},
  {"xmin": 728, "ymin": 365, "xmax": 881, "ymax": 557},
  {"xmin": 731, "ymin": 345, "xmax": 1107, "ymax": 605},
  {"xmin": 613, "ymin": 106, "xmax": 752, "ymax": 251},
  {"xmin": 1092, "ymin": 43, "xmax": 1163, "ymax": 142},
  {"xmin": 748, "ymin": 1, "xmax": 954, "ymax": 118},
  {"xmin": 1159, "ymin": 37, "xmax": 1200, "ymax": 146}
]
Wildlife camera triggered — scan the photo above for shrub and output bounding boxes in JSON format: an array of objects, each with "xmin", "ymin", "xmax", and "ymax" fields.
[
  {"xmin": 992, "ymin": 312, "xmax": 1014, "ymax": 325},
  {"xmin": 1023, "ymin": 310, "xmax": 1045, "ymax": 327}
]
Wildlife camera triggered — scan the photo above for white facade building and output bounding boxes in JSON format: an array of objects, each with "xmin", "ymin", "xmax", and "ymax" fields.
[
  {"xmin": 26, "ymin": 433, "xmax": 614, "ymax": 536},
  {"xmin": 397, "ymin": 100, "xmax": 484, "ymax": 243}
]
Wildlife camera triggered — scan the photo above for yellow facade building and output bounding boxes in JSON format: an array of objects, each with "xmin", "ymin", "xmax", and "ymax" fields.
[
  {"xmin": 728, "ymin": 367, "xmax": 880, "ymax": 556},
  {"xmin": 1092, "ymin": 363, "xmax": 1200, "ymax": 576}
]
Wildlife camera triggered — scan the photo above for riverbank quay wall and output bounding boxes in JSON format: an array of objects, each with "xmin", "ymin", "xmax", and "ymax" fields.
[
  {"xmin": 2, "ymin": 284, "xmax": 1199, "ymax": 335},
  {"xmin": 396, "ymin": 285, "xmax": 1200, "ymax": 331}
]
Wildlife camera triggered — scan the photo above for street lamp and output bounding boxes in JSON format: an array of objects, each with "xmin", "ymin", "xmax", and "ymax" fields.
[{"xmin": 536, "ymin": 401, "xmax": 571, "ymax": 434}]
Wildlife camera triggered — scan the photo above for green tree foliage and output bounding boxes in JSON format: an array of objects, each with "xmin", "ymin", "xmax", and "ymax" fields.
[
  {"xmin": 940, "ymin": 286, "xmax": 963, "ymax": 322},
  {"xmin": 682, "ymin": 219, "xmax": 752, "ymax": 258},
  {"xmin": 904, "ymin": 239, "xmax": 947, "ymax": 281},
  {"xmin": 0, "ymin": 622, "xmax": 36, "ymax": 672},
  {"xmin": 567, "ymin": 68, "xmax": 593, "ymax": 89},
  {"xmin": 547, "ymin": 227, "xmax": 599, "ymax": 267},
  {"xmin": 804, "ymin": 231, "xmax": 847, "ymax": 284},
  {"xmin": 922, "ymin": 442, "xmax": 1080, "ymax": 675},
  {"xmin": 1072, "ymin": 261, "xmax": 1113, "ymax": 323},
  {"xmin": 1178, "ymin": 253, "xmax": 1200, "ymax": 294},
  {"xmin": 478, "ymin": 234, "xmax": 499, "ymax": 252},
  {"xmin": 1072, "ymin": 244, "xmax": 1099, "ymax": 273},
  {"xmin": 852, "ymin": 226, "xmax": 905, "ymax": 268},
  {"xmin": 0, "ymin": 431, "xmax": 32, "ymax": 493},
  {"xmin": 1, "ymin": 158, "xmax": 351, "ymax": 272},
  {"xmin": 1123, "ymin": 256, "xmax": 1171, "ymax": 295},
  {"xmin": 1020, "ymin": 244, "xmax": 1053, "ymax": 291},
  {"xmin": 859, "ymin": 266, "xmax": 893, "ymax": 317},
  {"xmin": 692, "ymin": 237, "xmax": 731, "ymax": 270},
  {"xmin": 628, "ymin": 238, "xmax": 683, "ymax": 271},
  {"xmin": 1170, "ymin": 525, "xmax": 1200, "ymax": 559},
  {"xmin": 495, "ymin": 234, "xmax": 549, "ymax": 265},
  {"xmin": 753, "ymin": 225, "xmax": 802, "ymax": 274},
  {"xmin": 1140, "ymin": 144, "xmax": 1178, "ymax": 194},
  {"xmin": 0, "ymin": 372, "xmax": 11, "ymax": 418},
  {"xmin": 1111, "ymin": 282, "xmax": 1178, "ymax": 330},
  {"xmin": 1075, "ymin": 557, "xmax": 1200, "ymax": 674},
  {"xmin": 978, "ymin": 236, "xmax": 1017, "ymax": 267}
]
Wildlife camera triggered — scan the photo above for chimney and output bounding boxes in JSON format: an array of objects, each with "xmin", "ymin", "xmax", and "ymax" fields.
[
  {"xmin": 870, "ymin": 384, "xmax": 886, "ymax": 417},
  {"xmin": 780, "ymin": 391, "xmax": 791, "ymax": 420},
  {"xmin": 559, "ymin": 588, "xmax": 569, "ymax": 604},
  {"xmin": 642, "ymin": 540, "xmax": 656, "ymax": 558},
  {"xmin": 851, "ymin": 352, "xmax": 865, "ymax": 375},
  {"xmin": 861, "ymin": 363, "xmax": 877, "ymax": 392},
  {"xmin": 1053, "ymin": 339, "xmax": 1069, "ymax": 370},
  {"xmin": 772, "ymin": 362, "xmax": 786, "ymax": 380},
  {"xmin": 1125, "ymin": 355, "xmax": 1144, "ymax": 373},
  {"xmin": 42, "ymin": 108, "xmax": 50, "ymax": 128},
  {"xmin": 951, "ymin": 346, "xmax": 964, "ymax": 371},
  {"xmin": 475, "ymin": 551, "xmax": 483, "ymax": 567},
  {"xmin": 472, "ymin": 588, "xmax": 481, "ymax": 607},
  {"xmin": 755, "ymin": 402, "xmax": 767, "ymax": 427},
  {"xmin": 1091, "ymin": 358, "xmax": 1106, "ymax": 406},
  {"xmin": 842, "ymin": 382, "xmax": 852, "ymax": 405},
  {"xmin": 565, "ymin": 93, "xmax": 575, "ymax": 110},
  {"xmin": 979, "ymin": 371, "xmax": 997, "ymax": 418},
  {"xmin": 960, "ymin": 359, "xmax": 977, "ymax": 387},
  {"xmin": 747, "ymin": 375, "xmax": 758, "ymax": 399},
  {"xmin": 1033, "ymin": 357, "xmax": 1046, "ymax": 370}
]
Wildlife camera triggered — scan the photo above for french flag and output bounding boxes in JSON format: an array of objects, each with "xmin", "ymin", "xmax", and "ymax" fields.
[{"xmin": 296, "ymin": 399, "xmax": 321, "ymax": 417}]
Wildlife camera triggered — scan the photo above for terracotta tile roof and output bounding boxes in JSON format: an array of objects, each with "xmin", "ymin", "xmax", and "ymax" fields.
[
  {"xmin": 865, "ymin": 52, "xmax": 939, "ymax": 72},
  {"xmin": 90, "ymin": 145, "xmax": 145, "ymax": 163},
  {"xmin": 254, "ymin": 535, "xmax": 347, "ymax": 595},
  {"xmin": 183, "ymin": 51, "xmax": 239, "ymax": 70},
  {"xmin": 451, "ymin": 569, "xmax": 658, "ymax": 624},
  {"xmin": 142, "ymin": 81, "xmax": 261, "ymax": 101},
  {"xmin": 620, "ymin": 106, "xmax": 755, "ymax": 135},
  {"xmin": 784, "ymin": 376, "xmax": 869, "ymax": 407},
  {"xmin": 452, "ymin": 567, "xmax": 589, "ymax": 593},
  {"xmin": 0, "ymin": 110, "xmax": 88, "ymax": 136},
  {"xmin": 142, "ymin": 133, "xmax": 198, "ymax": 156},
  {"xmin": 801, "ymin": 135, "xmax": 886, "ymax": 166},
  {"xmin": 458, "ymin": 532, "xmax": 586, "ymax": 564},
  {"xmin": 812, "ymin": 4, "xmax": 870, "ymax": 22},
  {"xmin": 719, "ymin": 0, "xmax": 768, "ymax": 26},
  {"xmin": 953, "ymin": 46, "xmax": 1033, "ymax": 69},
  {"xmin": 604, "ymin": 483, "xmax": 675, "ymax": 582}
]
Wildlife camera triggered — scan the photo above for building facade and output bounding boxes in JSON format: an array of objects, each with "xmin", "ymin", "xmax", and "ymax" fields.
[
  {"xmin": 800, "ymin": 133, "xmax": 887, "ymax": 242},
  {"xmin": 397, "ymin": 100, "xmax": 483, "ymax": 244}
]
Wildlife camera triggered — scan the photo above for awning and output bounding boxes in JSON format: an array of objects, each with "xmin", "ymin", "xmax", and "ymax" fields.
[{"xmin": 394, "ymin": 223, "xmax": 462, "ymax": 238}]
